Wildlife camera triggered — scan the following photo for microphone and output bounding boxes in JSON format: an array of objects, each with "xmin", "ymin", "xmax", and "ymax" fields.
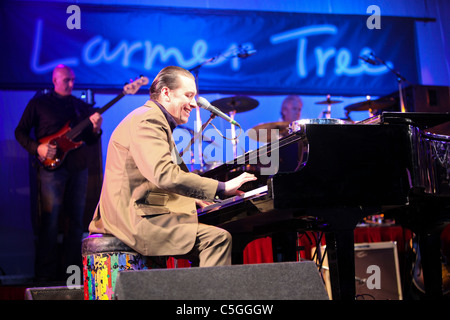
[
  {"xmin": 197, "ymin": 97, "xmax": 241, "ymax": 127},
  {"xmin": 359, "ymin": 55, "xmax": 378, "ymax": 65},
  {"xmin": 237, "ymin": 49, "xmax": 257, "ymax": 58}
]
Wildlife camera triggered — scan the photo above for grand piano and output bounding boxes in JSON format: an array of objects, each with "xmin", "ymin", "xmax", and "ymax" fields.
[{"xmin": 198, "ymin": 112, "xmax": 450, "ymax": 300}]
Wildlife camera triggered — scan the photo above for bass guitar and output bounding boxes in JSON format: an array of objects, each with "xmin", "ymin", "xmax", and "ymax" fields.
[{"xmin": 38, "ymin": 75, "xmax": 149, "ymax": 170}]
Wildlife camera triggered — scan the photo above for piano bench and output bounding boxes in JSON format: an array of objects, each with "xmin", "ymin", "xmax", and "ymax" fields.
[{"xmin": 82, "ymin": 234, "xmax": 166, "ymax": 300}]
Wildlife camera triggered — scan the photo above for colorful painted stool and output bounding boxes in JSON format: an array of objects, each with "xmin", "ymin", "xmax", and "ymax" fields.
[{"xmin": 82, "ymin": 234, "xmax": 166, "ymax": 300}]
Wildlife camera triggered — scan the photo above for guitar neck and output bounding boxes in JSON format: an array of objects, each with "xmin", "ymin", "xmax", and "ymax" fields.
[
  {"xmin": 66, "ymin": 91, "xmax": 125, "ymax": 140},
  {"xmin": 98, "ymin": 91, "xmax": 125, "ymax": 115}
]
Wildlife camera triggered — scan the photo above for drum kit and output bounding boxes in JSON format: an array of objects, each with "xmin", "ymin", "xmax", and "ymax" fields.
[
  {"xmin": 209, "ymin": 96, "xmax": 260, "ymax": 157},
  {"xmin": 188, "ymin": 93, "xmax": 399, "ymax": 145},
  {"xmin": 183, "ymin": 93, "xmax": 401, "ymax": 170},
  {"xmin": 180, "ymin": 96, "xmax": 261, "ymax": 166},
  {"xmin": 210, "ymin": 93, "xmax": 397, "ymax": 142}
]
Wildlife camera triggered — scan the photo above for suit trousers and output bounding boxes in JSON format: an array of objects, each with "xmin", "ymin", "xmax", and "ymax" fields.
[{"xmin": 175, "ymin": 223, "xmax": 232, "ymax": 267}]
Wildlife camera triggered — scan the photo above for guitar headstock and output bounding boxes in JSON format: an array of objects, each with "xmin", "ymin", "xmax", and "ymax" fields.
[{"xmin": 123, "ymin": 75, "xmax": 149, "ymax": 95}]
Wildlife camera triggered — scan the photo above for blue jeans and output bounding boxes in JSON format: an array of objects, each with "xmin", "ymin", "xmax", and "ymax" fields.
[{"xmin": 35, "ymin": 166, "xmax": 88, "ymax": 281}]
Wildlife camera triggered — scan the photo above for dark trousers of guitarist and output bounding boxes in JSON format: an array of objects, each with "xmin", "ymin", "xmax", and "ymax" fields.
[
  {"xmin": 36, "ymin": 166, "xmax": 88, "ymax": 281},
  {"xmin": 15, "ymin": 88, "xmax": 102, "ymax": 282}
]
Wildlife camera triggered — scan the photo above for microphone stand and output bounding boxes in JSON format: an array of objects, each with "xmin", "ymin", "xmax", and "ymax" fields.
[
  {"xmin": 189, "ymin": 56, "xmax": 218, "ymax": 170},
  {"xmin": 370, "ymin": 53, "xmax": 411, "ymax": 113},
  {"xmin": 179, "ymin": 113, "xmax": 216, "ymax": 158},
  {"xmin": 187, "ymin": 46, "xmax": 254, "ymax": 169}
]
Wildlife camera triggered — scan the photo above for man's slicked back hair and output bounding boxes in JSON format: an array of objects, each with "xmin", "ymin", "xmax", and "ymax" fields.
[{"xmin": 150, "ymin": 66, "xmax": 194, "ymax": 100}]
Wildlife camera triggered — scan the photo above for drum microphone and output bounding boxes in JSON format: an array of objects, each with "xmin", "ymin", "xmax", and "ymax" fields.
[{"xmin": 197, "ymin": 97, "xmax": 241, "ymax": 127}]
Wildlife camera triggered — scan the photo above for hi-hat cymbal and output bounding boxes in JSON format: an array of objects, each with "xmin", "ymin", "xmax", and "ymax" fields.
[
  {"xmin": 248, "ymin": 121, "xmax": 290, "ymax": 142},
  {"xmin": 345, "ymin": 97, "xmax": 397, "ymax": 111},
  {"xmin": 315, "ymin": 97, "xmax": 343, "ymax": 105},
  {"xmin": 211, "ymin": 96, "xmax": 259, "ymax": 114}
]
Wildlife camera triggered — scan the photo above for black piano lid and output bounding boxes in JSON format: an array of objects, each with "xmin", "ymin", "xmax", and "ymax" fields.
[{"xmin": 381, "ymin": 112, "xmax": 450, "ymax": 129}]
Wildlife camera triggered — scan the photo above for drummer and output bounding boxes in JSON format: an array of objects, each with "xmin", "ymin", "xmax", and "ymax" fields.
[
  {"xmin": 273, "ymin": 95, "xmax": 304, "ymax": 261},
  {"xmin": 280, "ymin": 95, "xmax": 303, "ymax": 123},
  {"xmin": 279, "ymin": 95, "xmax": 303, "ymax": 136}
]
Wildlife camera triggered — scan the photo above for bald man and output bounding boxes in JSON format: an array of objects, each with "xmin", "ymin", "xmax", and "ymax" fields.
[{"xmin": 15, "ymin": 65, "xmax": 103, "ymax": 283}]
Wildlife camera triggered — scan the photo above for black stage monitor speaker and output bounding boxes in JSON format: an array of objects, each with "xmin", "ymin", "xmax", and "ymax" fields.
[
  {"xmin": 115, "ymin": 261, "xmax": 329, "ymax": 300},
  {"xmin": 25, "ymin": 285, "xmax": 84, "ymax": 300}
]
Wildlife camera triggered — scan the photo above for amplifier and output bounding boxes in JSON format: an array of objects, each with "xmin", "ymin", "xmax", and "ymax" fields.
[
  {"xmin": 354, "ymin": 242, "xmax": 402, "ymax": 300},
  {"xmin": 314, "ymin": 241, "xmax": 402, "ymax": 300}
]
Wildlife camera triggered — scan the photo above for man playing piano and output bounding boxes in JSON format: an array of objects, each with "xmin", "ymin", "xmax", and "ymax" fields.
[{"xmin": 89, "ymin": 66, "xmax": 256, "ymax": 267}]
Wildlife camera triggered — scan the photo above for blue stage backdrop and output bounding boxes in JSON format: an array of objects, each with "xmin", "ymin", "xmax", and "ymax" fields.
[{"xmin": 1, "ymin": 2, "xmax": 418, "ymax": 96}]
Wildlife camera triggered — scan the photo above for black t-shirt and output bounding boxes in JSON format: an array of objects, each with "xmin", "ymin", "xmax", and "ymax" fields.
[{"xmin": 15, "ymin": 90, "xmax": 101, "ymax": 171}]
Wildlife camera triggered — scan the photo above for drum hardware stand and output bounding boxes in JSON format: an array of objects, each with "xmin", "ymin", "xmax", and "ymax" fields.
[
  {"xmin": 315, "ymin": 94, "xmax": 342, "ymax": 119},
  {"xmin": 325, "ymin": 95, "xmax": 332, "ymax": 119}
]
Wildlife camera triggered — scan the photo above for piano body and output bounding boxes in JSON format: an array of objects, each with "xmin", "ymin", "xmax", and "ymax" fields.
[{"xmin": 199, "ymin": 112, "xmax": 450, "ymax": 300}]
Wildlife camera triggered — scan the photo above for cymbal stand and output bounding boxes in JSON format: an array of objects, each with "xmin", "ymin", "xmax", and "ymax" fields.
[
  {"xmin": 229, "ymin": 110, "xmax": 238, "ymax": 158},
  {"xmin": 325, "ymin": 104, "xmax": 332, "ymax": 119},
  {"xmin": 323, "ymin": 95, "xmax": 332, "ymax": 119}
]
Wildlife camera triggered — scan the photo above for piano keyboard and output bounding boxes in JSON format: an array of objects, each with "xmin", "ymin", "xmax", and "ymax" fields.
[{"xmin": 197, "ymin": 185, "xmax": 268, "ymax": 215}]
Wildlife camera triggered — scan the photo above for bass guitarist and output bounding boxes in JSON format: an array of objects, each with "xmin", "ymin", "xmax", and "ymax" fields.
[{"xmin": 15, "ymin": 64, "xmax": 102, "ymax": 283}]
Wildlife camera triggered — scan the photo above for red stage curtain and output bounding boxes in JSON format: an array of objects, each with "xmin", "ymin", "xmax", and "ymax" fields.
[
  {"xmin": 243, "ymin": 237, "xmax": 273, "ymax": 264},
  {"xmin": 167, "ymin": 257, "xmax": 191, "ymax": 268}
]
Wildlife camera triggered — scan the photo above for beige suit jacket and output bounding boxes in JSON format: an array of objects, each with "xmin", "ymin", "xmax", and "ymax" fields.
[{"xmin": 89, "ymin": 100, "xmax": 219, "ymax": 256}]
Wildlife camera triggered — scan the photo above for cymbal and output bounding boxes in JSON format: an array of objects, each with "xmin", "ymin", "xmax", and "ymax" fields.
[
  {"xmin": 211, "ymin": 96, "xmax": 259, "ymax": 114},
  {"xmin": 345, "ymin": 97, "xmax": 397, "ymax": 111},
  {"xmin": 315, "ymin": 98, "xmax": 343, "ymax": 105},
  {"xmin": 248, "ymin": 121, "xmax": 290, "ymax": 142}
]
